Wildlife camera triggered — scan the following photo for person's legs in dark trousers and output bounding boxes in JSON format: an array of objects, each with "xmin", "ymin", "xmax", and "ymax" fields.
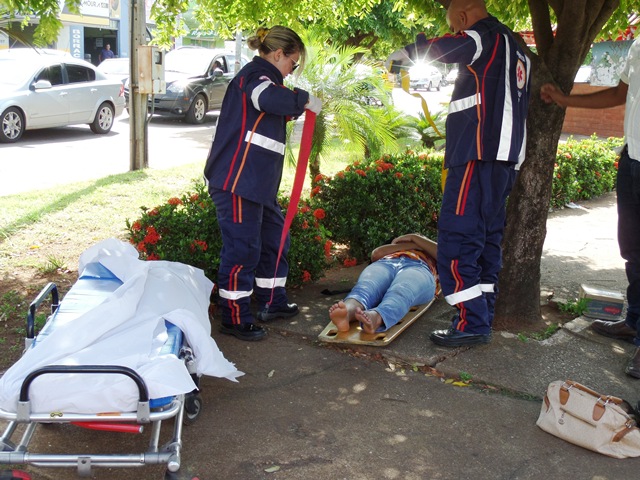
[
  {"xmin": 254, "ymin": 198, "xmax": 299, "ymax": 321},
  {"xmin": 210, "ymin": 188, "xmax": 266, "ymax": 340},
  {"xmin": 432, "ymin": 161, "xmax": 513, "ymax": 346},
  {"xmin": 478, "ymin": 165, "xmax": 517, "ymax": 323},
  {"xmin": 591, "ymin": 147, "xmax": 640, "ymax": 375},
  {"xmin": 617, "ymin": 149, "xmax": 640, "ymax": 377},
  {"xmin": 617, "ymin": 149, "xmax": 640, "ymax": 336}
]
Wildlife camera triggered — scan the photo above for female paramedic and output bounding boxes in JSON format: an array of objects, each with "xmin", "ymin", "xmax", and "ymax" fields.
[{"xmin": 204, "ymin": 26, "xmax": 322, "ymax": 341}]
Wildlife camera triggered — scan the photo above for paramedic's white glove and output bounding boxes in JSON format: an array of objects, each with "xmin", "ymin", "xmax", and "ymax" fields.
[{"xmin": 305, "ymin": 95, "xmax": 323, "ymax": 114}]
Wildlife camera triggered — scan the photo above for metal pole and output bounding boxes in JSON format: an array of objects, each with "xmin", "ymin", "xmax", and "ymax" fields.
[
  {"xmin": 234, "ymin": 28, "xmax": 242, "ymax": 74},
  {"xmin": 129, "ymin": 0, "xmax": 148, "ymax": 170}
]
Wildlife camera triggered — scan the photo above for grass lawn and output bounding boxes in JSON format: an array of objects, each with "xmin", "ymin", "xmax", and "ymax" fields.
[{"xmin": 0, "ymin": 149, "xmax": 355, "ymax": 368}]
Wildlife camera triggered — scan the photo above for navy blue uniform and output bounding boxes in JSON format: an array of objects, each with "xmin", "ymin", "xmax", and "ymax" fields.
[
  {"xmin": 407, "ymin": 16, "xmax": 531, "ymax": 333},
  {"xmin": 204, "ymin": 56, "xmax": 309, "ymax": 325}
]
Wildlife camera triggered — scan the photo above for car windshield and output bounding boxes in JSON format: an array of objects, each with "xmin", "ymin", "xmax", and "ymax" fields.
[
  {"xmin": 409, "ymin": 63, "xmax": 437, "ymax": 79},
  {"xmin": 165, "ymin": 49, "xmax": 214, "ymax": 75},
  {"xmin": 98, "ymin": 60, "xmax": 129, "ymax": 75}
]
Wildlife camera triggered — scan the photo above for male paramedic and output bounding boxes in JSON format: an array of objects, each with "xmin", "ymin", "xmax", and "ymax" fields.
[{"xmin": 395, "ymin": 0, "xmax": 531, "ymax": 346}]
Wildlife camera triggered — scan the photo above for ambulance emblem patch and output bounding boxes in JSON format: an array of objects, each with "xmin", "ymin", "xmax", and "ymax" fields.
[{"xmin": 516, "ymin": 59, "xmax": 526, "ymax": 89}]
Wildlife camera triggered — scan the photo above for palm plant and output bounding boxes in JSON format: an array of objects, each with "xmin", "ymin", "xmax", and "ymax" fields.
[{"xmin": 286, "ymin": 34, "xmax": 411, "ymax": 181}]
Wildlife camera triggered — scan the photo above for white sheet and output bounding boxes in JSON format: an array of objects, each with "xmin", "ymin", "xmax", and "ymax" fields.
[{"xmin": 0, "ymin": 238, "xmax": 243, "ymax": 415}]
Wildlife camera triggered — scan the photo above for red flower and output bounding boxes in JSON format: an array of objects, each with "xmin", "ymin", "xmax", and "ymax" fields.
[
  {"xmin": 299, "ymin": 204, "xmax": 311, "ymax": 214},
  {"xmin": 343, "ymin": 257, "xmax": 357, "ymax": 267},
  {"xmin": 395, "ymin": 172, "xmax": 403, "ymax": 178},
  {"xmin": 355, "ymin": 169, "xmax": 366, "ymax": 177},
  {"xmin": 168, "ymin": 197, "xmax": 183, "ymax": 206},
  {"xmin": 148, "ymin": 208, "xmax": 159, "ymax": 216},
  {"xmin": 302, "ymin": 219, "xmax": 309, "ymax": 230},
  {"xmin": 302, "ymin": 270, "xmax": 312, "ymax": 282},
  {"xmin": 147, "ymin": 253, "xmax": 160, "ymax": 261},
  {"xmin": 190, "ymin": 240, "xmax": 208, "ymax": 252},
  {"xmin": 190, "ymin": 194, "xmax": 200, "ymax": 202},
  {"xmin": 336, "ymin": 171, "xmax": 345, "ymax": 179},
  {"xmin": 614, "ymin": 161, "xmax": 619, "ymax": 169},
  {"xmin": 313, "ymin": 208, "xmax": 326, "ymax": 220},
  {"xmin": 144, "ymin": 226, "xmax": 160, "ymax": 245},
  {"xmin": 564, "ymin": 153, "xmax": 572, "ymax": 159},
  {"xmin": 310, "ymin": 186, "xmax": 321, "ymax": 197},
  {"xmin": 314, "ymin": 174, "xmax": 326, "ymax": 183},
  {"xmin": 324, "ymin": 240, "xmax": 333, "ymax": 257},
  {"xmin": 376, "ymin": 166, "xmax": 383, "ymax": 172},
  {"xmin": 137, "ymin": 241, "xmax": 147, "ymax": 253},
  {"xmin": 131, "ymin": 221, "xmax": 142, "ymax": 232}
]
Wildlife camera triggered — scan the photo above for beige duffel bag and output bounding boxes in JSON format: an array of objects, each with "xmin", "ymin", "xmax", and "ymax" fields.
[{"xmin": 537, "ymin": 380, "xmax": 640, "ymax": 458}]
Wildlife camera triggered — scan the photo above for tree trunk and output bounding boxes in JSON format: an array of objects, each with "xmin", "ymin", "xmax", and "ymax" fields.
[
  {"xmin": 493, "ymin": 0, "xmax": 620, "ymax": 331},
  {"xmin": 494, "ymin": 94, "xmax": 565, "ymax": 330}
]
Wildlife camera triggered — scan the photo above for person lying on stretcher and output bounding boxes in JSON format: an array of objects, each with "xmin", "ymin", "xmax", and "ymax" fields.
[{"xmin": 329, "ymin": 234, "xmax": 439, "ymax": 334}]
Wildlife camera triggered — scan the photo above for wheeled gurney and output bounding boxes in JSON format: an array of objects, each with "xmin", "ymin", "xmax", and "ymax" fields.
[{"xmin": 0, "ymin": 239, "xmax": 242, "ymax": 478}]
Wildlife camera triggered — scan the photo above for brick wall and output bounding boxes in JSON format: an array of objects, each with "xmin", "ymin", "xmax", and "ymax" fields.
[{"xmin": 561, "ymin": 83, "xmax": 625, "ymax": 138}]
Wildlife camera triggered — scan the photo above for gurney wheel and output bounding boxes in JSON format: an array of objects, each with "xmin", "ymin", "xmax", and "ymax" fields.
[{"xmin": 183, "ymin": 393, "xmax": 202, "ymax": 425}]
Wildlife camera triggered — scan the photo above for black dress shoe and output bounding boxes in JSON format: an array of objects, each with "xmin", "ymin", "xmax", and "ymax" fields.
[
  {"xmin": 256, "ymin": 303, "xmax": 299, "ymax": 322},
  {"xmin": 220, "ymin": 323, "xmax": 266, "ymax": 341},
  {"xmin": 430, "ymin": 327, "xmax": 491, "ymax": 347},
  {"xmin": 591, "ymin": 319, "xmax": 637, "ymax": 344},
  {"xmin": 626, "ymin": 348, "xmax": 640, "ymax": 379}
]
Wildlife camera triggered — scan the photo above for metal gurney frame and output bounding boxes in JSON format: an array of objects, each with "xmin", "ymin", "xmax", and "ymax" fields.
[{"xmin": 0, "ymin": 267, "xmax": 203, "ymax": 479}]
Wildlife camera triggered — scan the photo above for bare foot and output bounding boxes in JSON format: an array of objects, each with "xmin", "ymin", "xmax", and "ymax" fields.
[
  {"xmin": 355, "ymin": 308, "xmax": 383, "ymax": 334},
  {"xmin": 329, "ymin": 300, "xmax": 361, "ymax": 332}
]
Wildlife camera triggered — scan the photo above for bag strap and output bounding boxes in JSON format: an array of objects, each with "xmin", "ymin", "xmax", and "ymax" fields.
[{"xmin": 265, "ymin": 111, "xmax": 316, "ymax": 308}]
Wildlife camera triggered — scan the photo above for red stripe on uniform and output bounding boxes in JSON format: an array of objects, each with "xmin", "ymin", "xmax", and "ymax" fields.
[
  {"xmin": 459, "ymin": 160, "xmax": 475, "ymax": 216},
  {"xmin": 455, "ymin": 161, "xmax": 475, "ymax": 216},
  {"xmin": 450, "ymin": 259, "xmax": 468, "ymax": 331},
  {"xmin": 479, "ymin": 35, "xmax": 500, "ymax": 157},
  {"xmin": 223, "ymin": 77, "xmax": 247, "ymax": 190},
  {"xmin": 227, "ymin": 264, "xmax": 243, "ymax": 325}
]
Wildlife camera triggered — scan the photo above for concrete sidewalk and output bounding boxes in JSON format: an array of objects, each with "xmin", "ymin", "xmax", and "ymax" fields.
[{"xmin": 14, "ymin": 191, "xmax": 640, "ymax": 480}]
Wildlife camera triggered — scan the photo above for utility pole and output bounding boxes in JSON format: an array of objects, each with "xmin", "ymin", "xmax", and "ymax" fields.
[
  {"xmin": 235, "ymin": 28, "xmax": 242, "ymax": 74},
  {"xmin": 129, "ymin": 0, "xmax": 148, "ymax": 170}
]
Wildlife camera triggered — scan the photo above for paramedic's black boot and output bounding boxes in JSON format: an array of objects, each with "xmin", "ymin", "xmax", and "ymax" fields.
[
  {"xmin": 220, "ymin": 322, "xmax": 266, "ymax": 341},
  {"xmin": 625, "ymin": 348, "xmax": 640, "ymax": 379},
  {"xmin": 591, "ymin": 319, "xmax": 637, "ymax": 344},
  {"xmin": 256, "ymin": 303, "xmax": 299, "ymax": 322},
  {"xmin": 429, "ymin": 327, "xmax": 491, "ymax": 347}
]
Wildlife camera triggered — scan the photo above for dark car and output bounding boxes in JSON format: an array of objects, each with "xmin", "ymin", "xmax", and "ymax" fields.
[{"xmin": 125, "ymin": 46, "xmax": 248, "ymax": 124}]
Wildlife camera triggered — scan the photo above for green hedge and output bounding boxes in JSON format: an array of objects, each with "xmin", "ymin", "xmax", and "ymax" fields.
[{"xmin": 126, "ymin": 137, "xmax": 623, "ymax": 281}]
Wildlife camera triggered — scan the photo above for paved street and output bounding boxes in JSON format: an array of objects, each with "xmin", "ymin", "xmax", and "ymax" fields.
[
  {"xmin": 0, "ymin": 87, "xmax": 453, "ymax": 197},
  {"xmin": 0, "ymin": 112, "xmax": 217, "ymax": 197}
]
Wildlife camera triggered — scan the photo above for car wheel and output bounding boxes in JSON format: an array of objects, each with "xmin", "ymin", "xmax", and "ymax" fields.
[
  {"xmin": 0, "ymin": 107, "xmax": 25, "ymax": 143},
  {"xmin": 428, "ymin": 81, "xmax": 433, "ymax": 91},
  {"xmin": 436, "ymin": 82, "xmax": 441, "ymax": 91},
  {"xmin": 185, "ymin": 94, "xmax": 207, "ymax": 124},
  {"xmin": 90, "ymin": 102, "xmax": 115, "ymax": 134}
]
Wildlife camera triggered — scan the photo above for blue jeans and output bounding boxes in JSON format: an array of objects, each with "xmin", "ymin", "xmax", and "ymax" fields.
[{"xmin": 346, "ymin": 256, "xmax": 436, "ymax": 331}]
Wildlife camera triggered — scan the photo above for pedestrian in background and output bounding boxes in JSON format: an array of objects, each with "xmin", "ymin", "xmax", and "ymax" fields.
[
  {"xmin": 99, "ymin": 43, "xmax": 115, "ymax": 63},
  {"xmin": 390, "ymin": 0, "xmax": 531, "ymax": 347},
  {"xmin": 204, "ymin": 26, "xmax": 322, "ymax": 341},
  {"xmin": 541, "ymin": 37, "xmax": 640, "ymax": 377}
]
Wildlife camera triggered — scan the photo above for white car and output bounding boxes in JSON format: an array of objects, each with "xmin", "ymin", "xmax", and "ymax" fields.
[
  {"xmin": 409, "ymin": 63, "xmax": 443, "ymax": 91},
  {"xmin": 0, "ymin": 49, "xmax": 126, "ymax": 143},
  {"xmin": 96, "ymin": 57, "xmax": 130, "ymax": 86}
]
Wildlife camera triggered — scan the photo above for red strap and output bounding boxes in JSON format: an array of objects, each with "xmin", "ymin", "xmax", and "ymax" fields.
[{"xmin": 267, "ymin": 111, "xmax": 316, "ymax": 306}]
